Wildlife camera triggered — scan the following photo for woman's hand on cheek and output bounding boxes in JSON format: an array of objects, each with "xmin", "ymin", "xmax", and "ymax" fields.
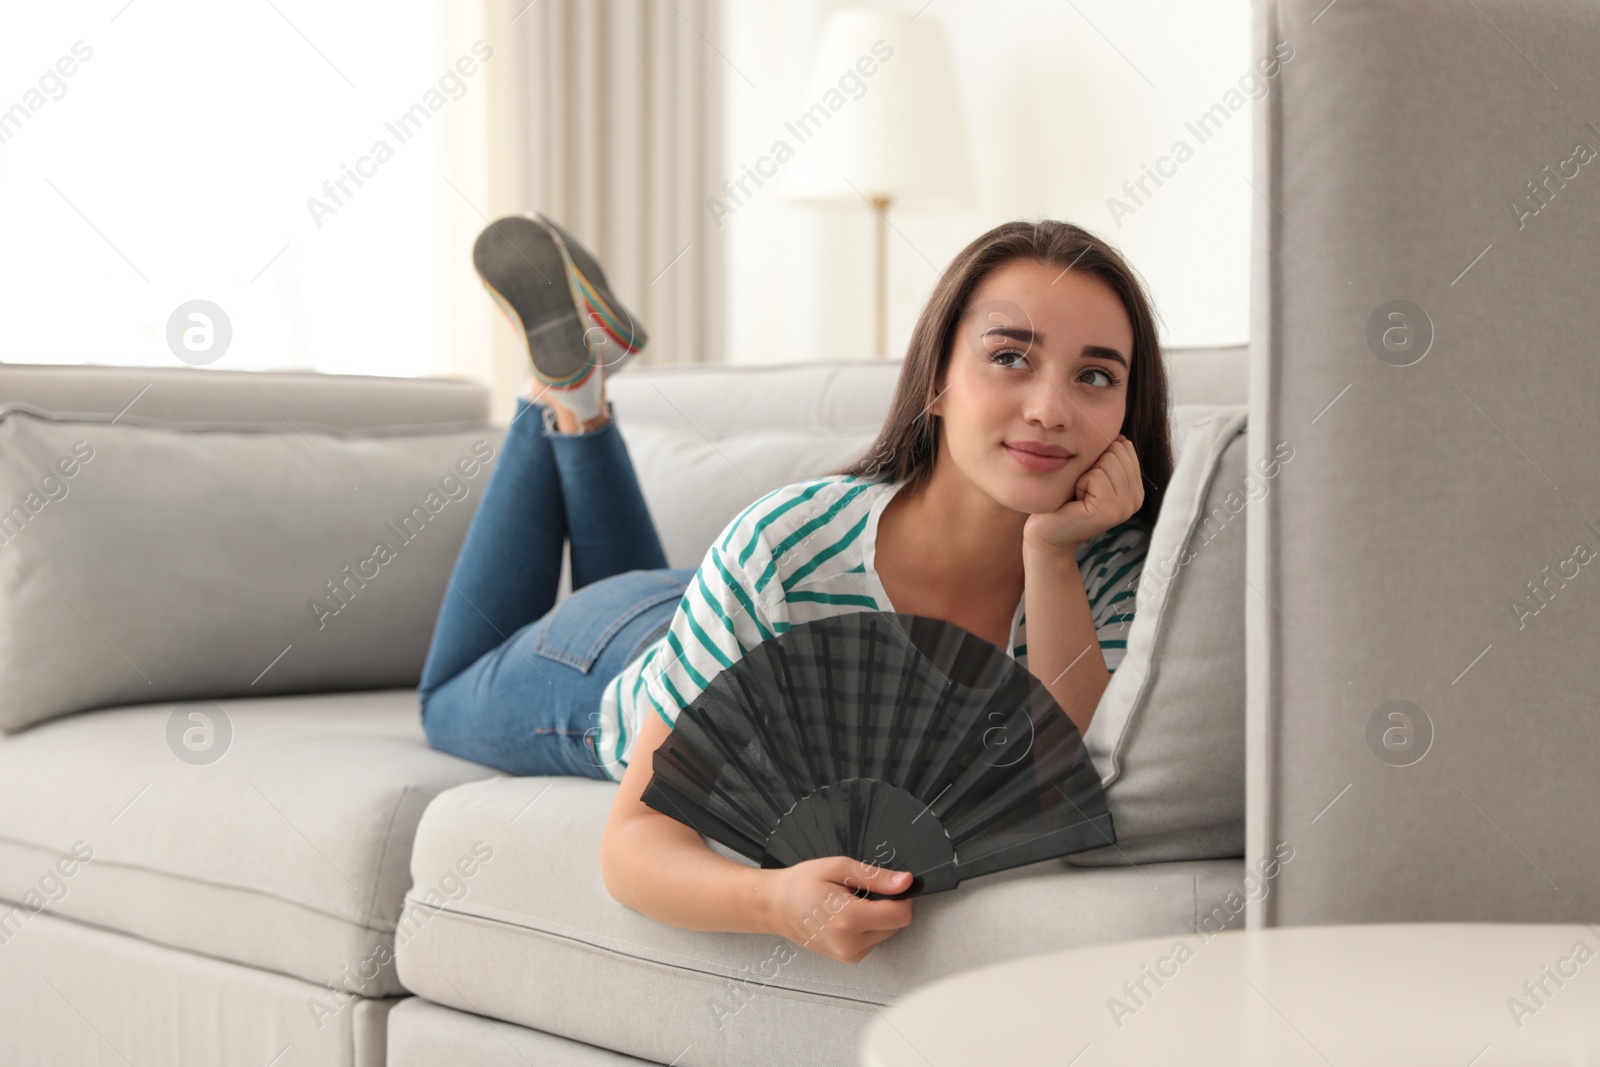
[{"xmin": 1022, "ymin": 435, "xmax": 1144, "ymax": 554}]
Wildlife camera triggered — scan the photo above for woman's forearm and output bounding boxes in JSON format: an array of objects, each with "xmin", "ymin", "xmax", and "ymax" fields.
[
  {"xmin": 601, "ymin": 811, "xmax": 772, "ymax": 934},
  {"xmin": 1022, "ymin": 542, "xmax": 1112, "ymax": 736}
]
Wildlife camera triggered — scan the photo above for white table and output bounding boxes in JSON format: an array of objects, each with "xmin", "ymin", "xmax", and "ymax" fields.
[{"xmin": 861, "ymin": 922, "xmax": 1600, "ymax": 1066}]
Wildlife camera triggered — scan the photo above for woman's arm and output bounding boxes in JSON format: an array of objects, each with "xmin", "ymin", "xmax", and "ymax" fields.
[
  {"xmin": 600, "ymin": 707, "xmax": 772, "ymax": 933},
  {"xmin": 1021, "ymin": 540, "xmax": 1112, "ymax": 737},
  {"xmin": 1020, "ymin": 433, "xmax": 1145, "ymax": 736},
  {"xmin": 601, "ymin": 485, "xmax": 916, "ymax": 960},
  {"xmin": 600, "ymin": 703, "xmax": 917, "ymax": 961}
]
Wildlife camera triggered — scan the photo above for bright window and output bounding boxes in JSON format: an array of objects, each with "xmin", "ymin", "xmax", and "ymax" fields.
[{"xmin": 0, "ymin": 0, "xmax": 451, "ymax": 377}]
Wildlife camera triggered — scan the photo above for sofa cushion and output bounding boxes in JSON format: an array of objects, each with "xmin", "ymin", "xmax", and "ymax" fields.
[
  {"xmin": 395, "ymin": 775, "xmax": 1249, "ymax": 1066},
  {"xmin": 0, "ymin": 907, "xmax": 395, "ymax": 1067},
  {"xmin": 1072, "ymin": 404, "xmax": 1252, "ymax": 865},
  {"xmin": 389, "ymin": 998, "xmax": 654, "ymax": 1067},
  {"xmin": 0, "ymin": 406, "xmax": 502, "ymax": 732},
  {"xmin": 616, "ymin": 422, "xmax": 876, "ymax": 569},
  {"xmin": 0, "ymin": 689, "xmax": 498, "ymax": 997}
]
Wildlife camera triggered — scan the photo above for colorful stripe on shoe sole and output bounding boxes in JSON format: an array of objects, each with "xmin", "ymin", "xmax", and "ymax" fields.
[{"xmin": 541, "ymin": 222, "xmax": 645, "ymax": 354}]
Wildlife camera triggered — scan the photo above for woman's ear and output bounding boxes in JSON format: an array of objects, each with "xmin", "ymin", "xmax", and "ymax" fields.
[{"xmin": 926, "ymin": 373, "xmax": 949, "ymax": 419}]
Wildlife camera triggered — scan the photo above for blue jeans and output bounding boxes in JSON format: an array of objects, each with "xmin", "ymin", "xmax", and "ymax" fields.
[{"xmin": 418, "ymin": 396, "xmax": 695, "ymax": 778}]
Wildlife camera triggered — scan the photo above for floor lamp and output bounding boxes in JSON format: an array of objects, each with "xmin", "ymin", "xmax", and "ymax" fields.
[{"xmin": 784, "ymin": 9, "xmax": 976, "ymax": 359}]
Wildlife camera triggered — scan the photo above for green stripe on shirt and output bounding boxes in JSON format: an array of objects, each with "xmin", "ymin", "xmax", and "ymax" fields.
[
  {"xmin": 1090, "ymin": 556, "xmax": 1145, "ymax": 610},
  {"xmin": 738, "ymin": 479, "xmax": 835, "ymax": 568},
  {"xmin": 711, "ymin": 547, "xmax": 775, "ymax": 644},
  {"xmin": 787, "ymin": 590, "xmax": 880, "ymax": 608},
  {"xmin": 664, "ymin": 631, "xmax": 710, "ymax": 692},
  {"xmin": 782, "ymin": 511, "xmax": 868, "ymax": 592},
  {"xmin": 761, "ymin": 483, "xmax": 874, "ymax": 591},
  {"xmin": 696, "ymin": 558, "xmax": 753, "ymax": 655}
]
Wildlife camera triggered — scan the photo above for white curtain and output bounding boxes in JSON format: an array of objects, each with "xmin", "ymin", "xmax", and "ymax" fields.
[{"xmin": 437, "ymin": 0, "xmax": 728, "ymax": 423}]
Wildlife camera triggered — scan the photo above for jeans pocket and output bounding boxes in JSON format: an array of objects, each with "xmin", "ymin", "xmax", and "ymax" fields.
[{"xmin": 532, "ymin": 569, "xmax": 687, "ymax": 673}]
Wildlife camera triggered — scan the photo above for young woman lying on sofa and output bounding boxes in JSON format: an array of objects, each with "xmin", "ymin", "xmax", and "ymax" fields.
[{"xmin": 417, "ymin": 215, "xmax": 1173, "ymax": 964}]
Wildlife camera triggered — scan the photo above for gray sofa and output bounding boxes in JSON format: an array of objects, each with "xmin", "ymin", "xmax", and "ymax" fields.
[
  {"xmin": 4, "ymin": 0, "xmax": 1595, "ymax": 1063},
  {"xmin": 1244, "ymin": 0, "xmax": 1599, "ymax": 927},
  {"xmin": 0, "ymin": 343, "xmax": 1249, "ymax": 1067}
]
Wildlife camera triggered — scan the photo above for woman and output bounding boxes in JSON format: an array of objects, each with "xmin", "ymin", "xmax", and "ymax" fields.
[{"xmin": 419, "ymin": 214, "xmax": 1174, "ymax": 964}]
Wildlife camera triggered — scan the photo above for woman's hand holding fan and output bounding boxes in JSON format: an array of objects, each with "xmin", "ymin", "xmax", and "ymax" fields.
[
  {"xmin": 642, "ymin": 610, "xmax": 1117, "ymax": 959},
  {"xmin": 758, "ymin": 856, "xmax": 916, "ymax": 964}
]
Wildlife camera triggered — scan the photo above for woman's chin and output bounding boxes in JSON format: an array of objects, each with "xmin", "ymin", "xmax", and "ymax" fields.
[{"xmin": 991, "ymin": 470, "xmax": 1072, "ymax": 513}]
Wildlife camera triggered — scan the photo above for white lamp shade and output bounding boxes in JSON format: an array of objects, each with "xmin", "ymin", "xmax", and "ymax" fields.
[{"xmin": 783, "ymin": 9, "xmax": 976, "ymax": 211}]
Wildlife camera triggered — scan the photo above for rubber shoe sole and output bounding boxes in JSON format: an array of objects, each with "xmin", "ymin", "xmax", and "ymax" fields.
[
  {"xmin": 537, "ymin": 213, "xmax": 648, "ymax": 379},
  {"xmin": 471, "ymin": 215, "xmax": 648, "ymax": 389}
]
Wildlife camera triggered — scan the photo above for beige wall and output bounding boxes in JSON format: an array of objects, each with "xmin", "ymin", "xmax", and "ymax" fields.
[{"xmin": 719, "ymin": 0, "xmax": 1255, "ymax": 366}]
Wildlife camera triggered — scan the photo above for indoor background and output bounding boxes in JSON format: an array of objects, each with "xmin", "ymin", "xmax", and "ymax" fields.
[{"xmin": 1, "ymin": 0, "xmax": 1252, "ymax": 421}]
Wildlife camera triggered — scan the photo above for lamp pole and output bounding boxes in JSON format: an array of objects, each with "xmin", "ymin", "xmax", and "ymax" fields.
[{"xmin": 872, "ymin": 195, "xmax": 889, "ymax": 358}]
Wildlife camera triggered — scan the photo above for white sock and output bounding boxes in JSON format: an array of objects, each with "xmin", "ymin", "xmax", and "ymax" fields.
[{"xmin": 538, "ymin": 362, "xmax": 605, "ymax": 424}]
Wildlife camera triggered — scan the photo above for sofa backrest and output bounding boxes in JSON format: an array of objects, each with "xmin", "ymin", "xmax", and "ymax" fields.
[
  {"xmin": 0, "ymin": 343, "xmax": 1242, "ymax": 435},
  {"xmin": 1248, "ymin": 0, "xmax": 1600, "ymax": 924},
  {"xmin": 601, "ymin": 345, "xmax": 1245, "ymax": 575},
  {"xmin": 0, "ymin": 365, "xmax": 499, "ymax": 732},
  {"xmin": 0, "ymin": 345, "xmax": 1243, "ymax": 732},
  {"xmin": 607, "ymin": 345, "xmax": 1246, "ymax": 434},
  {"xmin": 0, "ymin": 364, "xmax": 490, "ymax": 429}
]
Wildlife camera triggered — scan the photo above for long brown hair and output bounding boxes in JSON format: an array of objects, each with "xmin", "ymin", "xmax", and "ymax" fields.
[{"xmin": 826, "ymin": 219, "xmax": 1174, "ymax": 530}]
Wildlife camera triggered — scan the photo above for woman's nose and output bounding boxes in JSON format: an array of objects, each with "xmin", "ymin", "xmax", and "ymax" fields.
[{"xmin": 1023, "ymin": 377, "xmax": 1073, "ymax": 429}]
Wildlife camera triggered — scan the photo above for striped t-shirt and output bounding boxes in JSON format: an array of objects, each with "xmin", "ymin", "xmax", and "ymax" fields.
[{"xmin": 590, "ymin": 474, "xmax": 1150, "ymax": 783}]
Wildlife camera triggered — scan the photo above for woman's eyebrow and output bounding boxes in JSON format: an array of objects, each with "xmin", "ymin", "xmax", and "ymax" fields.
[{"xmin": 980, "ymin": 325, "xmax": 1128, "ymax": 369}]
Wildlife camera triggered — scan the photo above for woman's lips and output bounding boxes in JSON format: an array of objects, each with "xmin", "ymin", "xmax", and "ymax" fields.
[{"xmin": 1004, "ymin": 443, "xmax": 1071, "ymax": 473}]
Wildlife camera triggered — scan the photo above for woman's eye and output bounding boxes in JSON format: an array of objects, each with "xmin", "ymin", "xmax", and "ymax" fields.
[
  {"xmin": 987, "ymin": 348, "xmax": 1026, "ymax": 369},
  {"xmin": 1082, "ymin": 367, "xmax": 1120, "ymax": 388}
]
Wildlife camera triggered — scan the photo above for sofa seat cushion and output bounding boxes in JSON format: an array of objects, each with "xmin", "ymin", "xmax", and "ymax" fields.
[
  {"xmin": 396, "ymin": 776, "xmax": 1252, "ymax": 1066},
  {"xmin": 0, "ymin": 689, "xmax": 498, "ymax": 998},
  {"xmin": 389, "ymin": 998, "xmax": 654, "ymax": 1067}
]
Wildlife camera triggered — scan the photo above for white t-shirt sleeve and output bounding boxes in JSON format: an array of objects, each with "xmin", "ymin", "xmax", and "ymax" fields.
[{"xmin": 639, "ymin": 515, "xmax": 788, "ymax": 730}]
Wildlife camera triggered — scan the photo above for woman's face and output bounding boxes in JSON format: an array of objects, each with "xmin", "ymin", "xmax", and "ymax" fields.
[{"xmin": 929, "ymin": 258, "xmax": 1134, "ymax": 516}]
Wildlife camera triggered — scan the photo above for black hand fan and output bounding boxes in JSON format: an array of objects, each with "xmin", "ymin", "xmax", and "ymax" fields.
[{"xmin": 640, "ymin": 610, "xmax": 1115, "ymax": 899}]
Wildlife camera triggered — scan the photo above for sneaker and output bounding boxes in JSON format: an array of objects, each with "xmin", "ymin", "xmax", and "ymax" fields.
[
  {"xmin": 472, "ymin": 214, "xmax": 648, "ymax": 420},
  {"xmin": 537, "ymin": 214, "xmax": 647, "ymax": 380}
]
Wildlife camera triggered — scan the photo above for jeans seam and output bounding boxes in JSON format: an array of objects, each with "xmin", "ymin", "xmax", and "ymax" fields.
[
  {"xmin": 532, "ymin": 582, "xmax": 683, "ymax": 671},
  {"xmin": 577, "ymin": 586, "xmax": 681, "ymax": 665},
  {"xmin": 626, "ymin": 617, "xmax": 673, "ymax": 666}
]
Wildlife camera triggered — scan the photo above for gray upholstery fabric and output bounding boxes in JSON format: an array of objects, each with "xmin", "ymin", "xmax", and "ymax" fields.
[
  {"xmin": 0, "ymin": 362, "xmax": 489, "ymax": 430},
  {"xmin": 613, "ymin": 421, "xmax": 878, "ymax": 571},
  {"xmin": 1164, "ymin": 344, "xmax": 1248, "ymax": 408},
  {"xmin": 0, "ymin": 689, "xmax": 498, "ymax": 996},
  {"xmin": 0, "ymin": 348, "xmax": 1252, "ymax": 1065},
  {"xmin": 606, "ymin": 350, "xmax": 1248, "ymax": 572},
  {"xmin": 605, "ymin": 357, "xmax": 905, "ymax": 436},
  {"xmin": 0, "ymin": 407, "xmax": 503, "ymax": 731},
  {"xmin": 395, "ymin": 775, "xmax": 1249, "ymax": 1067},
  {"xmin": 390, "ymin": 998, "xmax": 655, "ymax": 1067},
  {"xmin": 1072, "ymin": 406, "xmax": 1251, "ymax": 865},
  {"xmin": 0, "ymin": 907, "xmax": 398, "ymax": 1067},
  {"xmin": 1247, "ymin": 0, "xmax": 1600, "ymax": 923}
]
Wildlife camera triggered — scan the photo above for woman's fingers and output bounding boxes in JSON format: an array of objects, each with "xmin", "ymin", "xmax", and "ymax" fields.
[{"xmin": 1101, "ymin": 436, "xmax": 1141, "ymax": 513}]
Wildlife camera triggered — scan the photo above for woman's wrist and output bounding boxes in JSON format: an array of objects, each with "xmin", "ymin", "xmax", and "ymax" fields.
[
  {"xmin": 1022, "ymin": 535, "xmax": 1082, "ymax": 571},
  {"xmin": 746, "ymin": 867, "xmax": 776, "ymax": 936}
]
